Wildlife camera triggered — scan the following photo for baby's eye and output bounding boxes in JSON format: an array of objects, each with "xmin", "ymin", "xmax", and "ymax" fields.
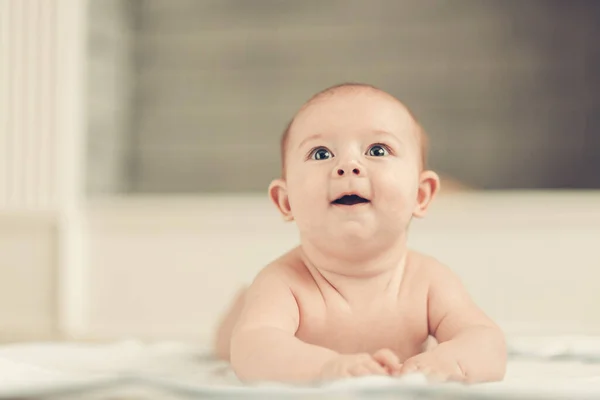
[
  {"xmin": 310, "ymin": 147, "xmax": 333, "ymax": 160},
  {"xmin": 367, "ymin": 144, "xmax": 389, "ymax": 157}
]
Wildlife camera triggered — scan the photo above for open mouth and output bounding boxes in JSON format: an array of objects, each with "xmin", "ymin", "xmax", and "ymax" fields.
[{"xmin": 332, "ymin": 194, "xmax": 370, "ymax": 206}]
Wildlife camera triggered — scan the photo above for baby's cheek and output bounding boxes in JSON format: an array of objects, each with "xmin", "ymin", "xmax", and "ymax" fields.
[
  {"xmin": 290, "ymin": 175, "xmax": 322, "ymax": 201},
  {"xmin": 288, "ymin": 176, "xmax": 325, "ymax": 216},
  {"xmin": 377, "ymin": 171, "xmax": 415, "ymax": 199},
  {"xmin": 377, "ymin": 180, "xmax": 419, "ymax": 220}
]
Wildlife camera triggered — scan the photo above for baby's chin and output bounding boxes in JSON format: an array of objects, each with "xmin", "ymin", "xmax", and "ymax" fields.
[
  {"xmin": 333, "ymin": 217, "xmax": 409, "ymax": 243},
  {"xmin": 300, "ymin": 220, "xmax": 371, "ymax": 243},
  {"xmin": 330, "ymin": 220, "xmax": 386, "ymax": 244}
]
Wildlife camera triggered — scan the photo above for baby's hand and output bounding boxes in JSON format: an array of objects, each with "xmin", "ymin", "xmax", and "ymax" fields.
[
  {"xmin": 372, "ymin": 348, "xmax": 403, "ymax": 374},
  {"xmin": 318, "ymin": 349, "xmax": 400, "ymax": 381},
  {"xmin": 395, "ymin": 350, "xmax": 466, "ymax": 383}
]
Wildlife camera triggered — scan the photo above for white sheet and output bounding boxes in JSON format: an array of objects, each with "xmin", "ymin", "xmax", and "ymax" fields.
[{"xmin": 1, "ymin": 336, "xmax": 600, "ymax": 399}]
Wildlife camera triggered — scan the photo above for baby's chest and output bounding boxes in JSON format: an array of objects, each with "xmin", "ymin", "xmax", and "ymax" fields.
[{"xmin": 295, "ymin": 297, "xmax": 429, "ymax": 360}]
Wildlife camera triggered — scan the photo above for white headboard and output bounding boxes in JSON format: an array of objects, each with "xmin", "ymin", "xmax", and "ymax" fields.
[{"xmin": 81, "ymin": 191, "xmax": 600, "ymax": 342}]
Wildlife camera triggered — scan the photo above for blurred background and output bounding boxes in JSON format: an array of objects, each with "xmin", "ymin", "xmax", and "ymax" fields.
[
  {"xmin": 87, "ymin": 0, "xmax": 600, "ymax": 195},
  {"xmin": 1, "ymin": 0, "xmax": 599, "ymax": 345}
]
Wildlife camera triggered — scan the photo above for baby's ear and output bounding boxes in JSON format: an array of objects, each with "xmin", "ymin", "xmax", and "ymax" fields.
[
  {"xmin": 268, "ymin": 178, "xmax": 294, "ymax": 221},
  {"xmin": 413, "ymin": 170, "xmax": 441, "ymax": 218}
]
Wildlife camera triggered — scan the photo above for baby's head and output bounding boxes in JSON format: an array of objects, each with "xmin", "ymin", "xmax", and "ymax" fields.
[
  {"xmin": 269, "ymin": 83, "xmax": 440, "ymax": 254},
  {"xmin": 279, "ymin": 84, "xmax": 430, "ymax": 175}
]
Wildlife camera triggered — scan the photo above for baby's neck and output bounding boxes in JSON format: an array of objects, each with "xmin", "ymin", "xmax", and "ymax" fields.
[{"xmin": 299, "ymin": 239, "xmax": 409, "ymax": 307}]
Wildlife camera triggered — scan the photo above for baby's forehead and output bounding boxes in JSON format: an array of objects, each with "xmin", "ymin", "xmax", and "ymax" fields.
[
  {"xmin": 289, "ymin": 88, "xmax": 418, "ymax": 144},
  {"xmin": 300, "ymin": 86, "xmax": 409, "ymax": 116}
]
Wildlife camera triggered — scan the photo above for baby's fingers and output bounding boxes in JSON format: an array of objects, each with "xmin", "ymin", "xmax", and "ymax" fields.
[
  {"xmin": 366, "ymin": 359, "xmax": 389, "ymax": 375},
  {"xmin": 396, "ymin": 357, "xmax": 423, "ymax": 376},
  {"xmin": 373, "ymin": 349, "xmax": 401, "ymax": 372},
  {"xmin": 351, "ymin": 359, "xmax": 388, "ymax": 376}
]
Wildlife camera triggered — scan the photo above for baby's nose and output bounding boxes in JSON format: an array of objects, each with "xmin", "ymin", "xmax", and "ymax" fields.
[{"xmin": 335, "ymin": 163, "xmax": 363, "ymax": 177}]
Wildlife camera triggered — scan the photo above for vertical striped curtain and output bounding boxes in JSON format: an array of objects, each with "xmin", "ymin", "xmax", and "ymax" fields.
[{"xmin": 0, "ymin": 0, "xmax": 58, "ymax": 210}]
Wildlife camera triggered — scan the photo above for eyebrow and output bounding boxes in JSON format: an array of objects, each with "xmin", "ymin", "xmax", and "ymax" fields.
[
  {"xmin": 371, "ymin": 130, "xmax": 403, "ymax": 145},
  {"xmin": 297, "ymin": 130, "xmax": 403, "ymax": 149},
  {"xmin": 297, "ymin": 133, "xmax": 324, "ymax": 149}
]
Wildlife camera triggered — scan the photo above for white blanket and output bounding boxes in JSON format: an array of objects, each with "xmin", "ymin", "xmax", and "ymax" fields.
[{"xmin": 1, "ymin": 336, "xmax": 600, "ymax": 399}]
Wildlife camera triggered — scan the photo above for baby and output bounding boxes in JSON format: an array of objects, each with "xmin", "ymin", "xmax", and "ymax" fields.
[{"xmin": 214, "ymin": 83, "xmax": 506, "ymax": 384}]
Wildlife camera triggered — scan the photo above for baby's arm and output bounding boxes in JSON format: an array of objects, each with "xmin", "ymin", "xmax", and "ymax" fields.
[
  {"xmin": 230, "ymin": 267, "xmax": 393, "ymax": 382},
  {"xmin": 398, "ymin": 262, "xmax": 506, "ymax": 383},
  {"xmin": 423, "ymin": 263, "xmax": 506, "ymax": 382},
  {"xmin": 230, "ymin": 270, "xmax": 334, "ymax": 382}
]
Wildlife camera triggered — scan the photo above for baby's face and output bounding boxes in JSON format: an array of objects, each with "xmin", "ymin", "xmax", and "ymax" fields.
[{"xmin": 281, "ymin": 90, "xmax": 425, "ymax": 246}]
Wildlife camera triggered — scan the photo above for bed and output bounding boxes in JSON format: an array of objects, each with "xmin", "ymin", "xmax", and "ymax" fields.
[{"xmin": 2, "ymin": 335, "xmax": 600, "ymax": 399}]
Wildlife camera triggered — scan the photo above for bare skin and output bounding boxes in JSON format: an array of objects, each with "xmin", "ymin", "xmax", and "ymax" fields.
[
  {"xmin": 218, "ymin": 248, "xmax": 505, "ymax": 383},
  {"xmin": 214, "ymin": 84, "xmax": 506, "ymax": 384}
]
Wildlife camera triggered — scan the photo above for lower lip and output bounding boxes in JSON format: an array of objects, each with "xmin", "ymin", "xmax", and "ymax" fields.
[{"xmin": 331, "ymin": 202, "xmax": 371, "ymax": 209}]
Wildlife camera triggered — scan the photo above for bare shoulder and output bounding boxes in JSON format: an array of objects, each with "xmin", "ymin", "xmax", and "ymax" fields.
[
  {"xmin": 409, "ymin": 252, "xmax": 499, "ymax": 341},
  {"xmin": 250, "ymin": 246, "xmax": 311, "ymax": 289},
  {"xmin": 243, "ymin": 246, "xmax": 317, "ymax": 308},
  {"xmin": 406, "ymin": 250, "xmax": 458, "ymax": 283},
  {"xmin": 234, "ymin": 247, "xmax": 309, "ymax": 333}
]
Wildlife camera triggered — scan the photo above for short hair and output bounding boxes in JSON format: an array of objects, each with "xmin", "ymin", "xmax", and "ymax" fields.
[{"xmin": 279, "ymin": 83, "xmax": 429, "ymax": 176}]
